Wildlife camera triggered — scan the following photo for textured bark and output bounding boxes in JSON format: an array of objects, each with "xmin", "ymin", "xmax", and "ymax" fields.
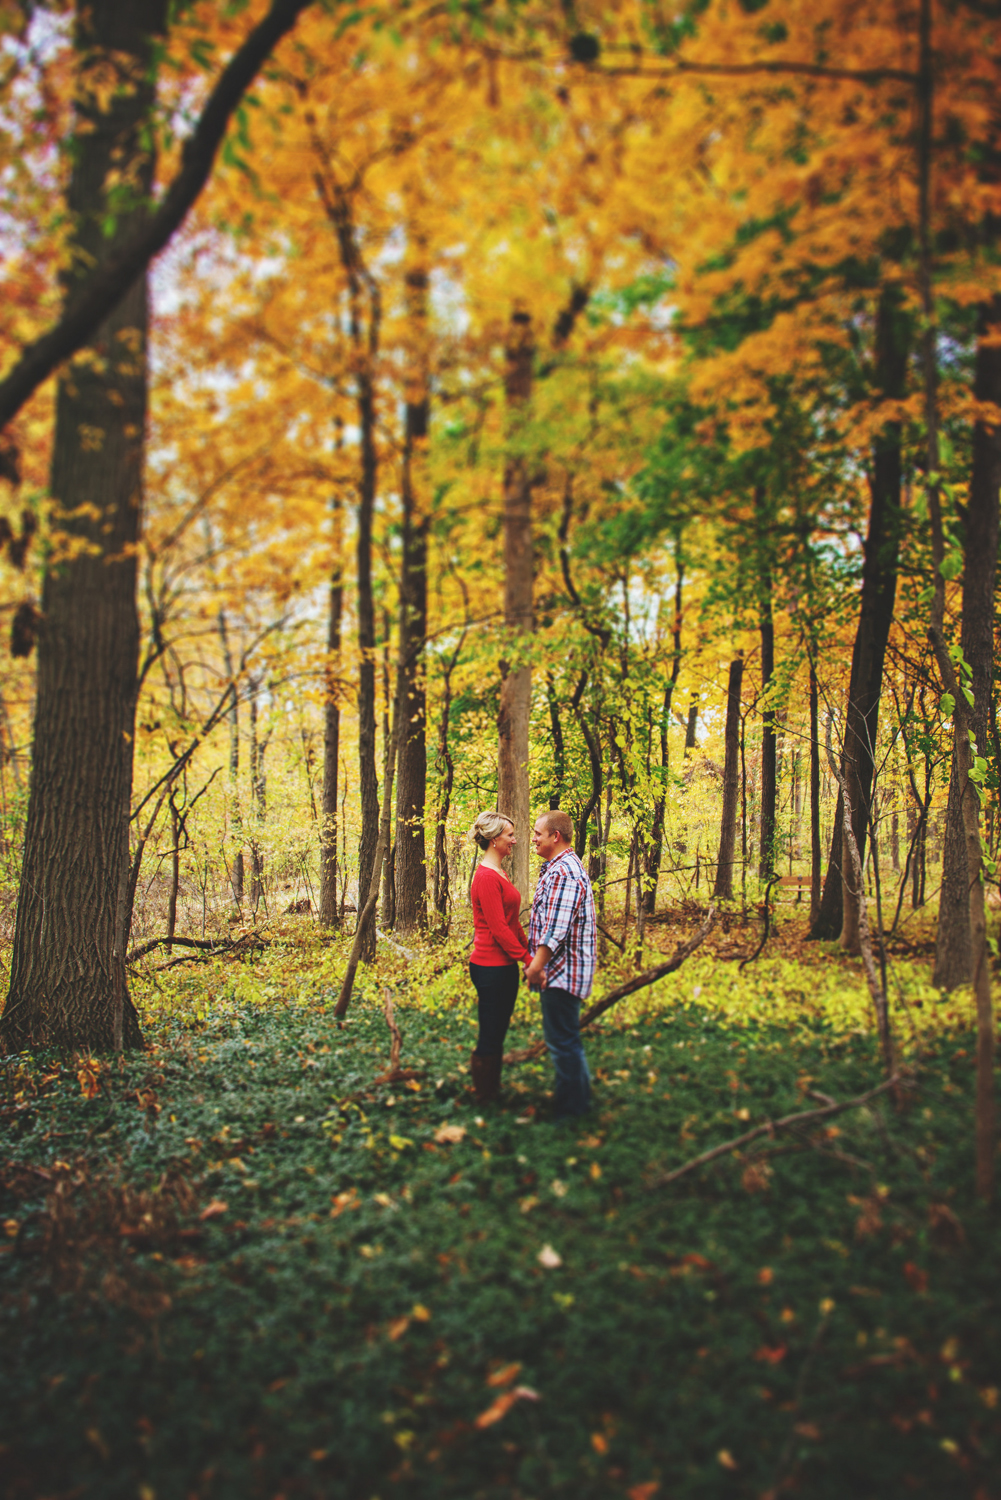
[
  {"xmin": 497, "ymin": 310, "xmax": 534, "ymax": 901},
  {"xmin": 319, "ymin": 494, "xmax": 343, "ymax": 928},
  {"xmin": 1, "ymin": 0, "xmax": 166, "ymax": 1053},
  {"xmin": 713, "ymin": 656, "xmax": 743, "ymax": 901},
  {"xmin": 934, "ymin": 293, "xmax": 1001, "ymax": 988},
  {"xmin": 393, "ymin": 261, "xmax": 429, "ymax": 932},
  {"xmin": 812, "ymin": 284, "xmax": 908, "ymax": 941}
]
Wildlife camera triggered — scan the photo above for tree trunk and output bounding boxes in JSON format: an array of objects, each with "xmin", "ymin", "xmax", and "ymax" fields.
[
  {"xmin": 1, "ymin": 0, "xmax": 165, "ymax": 1054},
  {"xmin": 319, "ymin": 179, "xmax": 381, "ymax": 955},
  {"xmin": 381, "ymin": 609, "xmax": 396, "ymax": 929},
  {"xmin": 757, "ymin": 498, "xmax": 777, "ymax": 881},
  {"xmin": 812, "ymin": 284, "xmax": 908, "ymax": 941},
  {"xmin": 497, "ymin": 309, "xmax": 534, "ymax": 901},
  {"xmin": 248, "ymin": 683, "xmax": 268, "ymax": 916},
  {"xmin": 217, "ymin": 609, "xmax": 243, "ymax": 912},
  {"xmin": 685, "ymin": 695, "xmax": 699, "ymax": 752},
  {"xmin": 809, "ymin": 657, "xmax": 822, "ymax": 927},
  {"xmin": 934, "ymin": 293, "xmax": 1001, "ymax": 988},
  {"xmin": 319, "ymin": 492, "xmax": 343, "ymax": 928},
  {"xmin": 713, "ymin": 656, "xmax": 743, "ymax": 901},
  {"xmin": 167, "ymin": 797, "xmax": 180, "ymax": 951},
  {"xmin": 393, "ymin": 259, "xmax": 430, "ymax": 933},
  {"xmin": 547, "ymin": 674, "xmax": 565, "ymax": 809},
  {"xmin": 644, "ymin": 537, "xmax": 683, "ymax": 913},
  {"xmin": 355, "ymin": 344, "xmax": 379, "ymax": 954}
]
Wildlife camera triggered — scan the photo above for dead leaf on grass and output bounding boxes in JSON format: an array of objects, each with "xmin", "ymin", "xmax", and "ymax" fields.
[{"xmin": 474, "ymin": 1386, "xmax": 540, "ymax": 1429}]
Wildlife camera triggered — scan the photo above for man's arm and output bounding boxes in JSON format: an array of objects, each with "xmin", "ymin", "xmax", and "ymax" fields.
[{"xmin": 526, "ymin": 866, "xmax": 576, "ymax": 986}]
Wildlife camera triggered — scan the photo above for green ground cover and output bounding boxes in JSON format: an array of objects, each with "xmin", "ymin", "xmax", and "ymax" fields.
[{"xmin": 1, "ymin": 934, "xmax": 998, "ymax": 1500}]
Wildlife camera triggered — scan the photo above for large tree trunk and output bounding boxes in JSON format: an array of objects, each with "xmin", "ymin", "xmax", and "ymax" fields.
[
  {"xmin": 934, "ymin": 293, "xmax": 1001, "ymax": 988},
  {"xmin": 497, "ymin": 309, "xmax": 534, "ymax": 901},
  {"xmin": 812, "ymin": 284, "xmax": 908, "ymax": 942},
  {"xmin": 393, "ymin": 259, "xmax": 429, "ymax": 933},
  {"xmin": 319, "ymin": 492, "xmax": 343, "ymax": 928},
  {"xmin": 1, "ymin": 0, "xmax": 166, "ymax": 1053},
  {"xmin": 713, "ymin": 655, "xmax": 743, "ymax": 901}
]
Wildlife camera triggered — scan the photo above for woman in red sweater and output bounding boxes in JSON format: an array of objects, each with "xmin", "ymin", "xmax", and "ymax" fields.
[{"xmin": 468, "ymin": 809, "xmax": 529, "ymax": 1103}]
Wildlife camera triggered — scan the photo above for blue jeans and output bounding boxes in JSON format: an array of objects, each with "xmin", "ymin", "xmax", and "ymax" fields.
[{"xmin": 541, "ymin": 987, "xmax": 591, "ymax": 1118}]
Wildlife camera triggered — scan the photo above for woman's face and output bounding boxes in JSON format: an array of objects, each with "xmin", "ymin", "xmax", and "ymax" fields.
[{"xmin": 491, "ymin": 822, "xmax": 516, "ymax": 858}]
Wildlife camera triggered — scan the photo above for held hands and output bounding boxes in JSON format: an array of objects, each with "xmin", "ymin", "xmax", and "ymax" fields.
[{"xmin": 525, "ymin": 945, "xmax": 551, "ymax": 991}]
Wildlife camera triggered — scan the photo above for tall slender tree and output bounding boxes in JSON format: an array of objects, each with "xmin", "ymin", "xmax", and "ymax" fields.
[{"xmin": 393, "ymin": 244, "xmax": 430, "ymax": 932}]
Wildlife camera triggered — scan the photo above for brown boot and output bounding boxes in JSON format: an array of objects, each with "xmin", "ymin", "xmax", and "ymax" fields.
[{"xmin": 470, "ymin": 1052, "xmax": 502, "ymax": 1104}]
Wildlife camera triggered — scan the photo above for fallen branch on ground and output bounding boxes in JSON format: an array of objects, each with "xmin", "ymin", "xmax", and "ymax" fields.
[
  {"xmin": 126, "ymin": 932, "xmax": 265, "ymax": 965},
  {"xmin": 504, "ymin": 907, "xmax": 716, "ymax": 1066},
  {"xmin": 650, "ymin": 1073, "xmax": 907, "ymax": 1188}
]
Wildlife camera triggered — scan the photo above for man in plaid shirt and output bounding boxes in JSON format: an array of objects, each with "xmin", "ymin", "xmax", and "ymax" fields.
[{"xmin": 526, "ymin": 809, "xmax": 597, "ymax": 1119}]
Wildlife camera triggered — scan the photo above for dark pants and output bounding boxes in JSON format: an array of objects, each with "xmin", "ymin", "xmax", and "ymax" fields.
[
  {"xmin": 541, "ymin": 986, "xmax": 591, "ymax": 1118},
  {"xmin": 469, "ymin": 962, "xmax": 519, "ymax": 1057}
]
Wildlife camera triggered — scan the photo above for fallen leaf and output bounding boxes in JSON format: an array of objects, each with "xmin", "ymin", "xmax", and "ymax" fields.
[
  {"xmin": 591, "ymin": 1432, "xmax": 609, "ymax": 1454},
  {"xmin": 537, "ymin": 1244, "xmax": 562, "ymax": 1268},
  {"xmin": 330, "ymin": 1188, "xmax": 360, "ymax": 1218},
  {"xmin": 741, "ymin": 1161, "xmax": 772, "ymax": 1193},
  {"xmin": 412, "ymin": 1303, "xmax": 431, "ymax": 1322},
  {"xmin": 717, "ymin": 1448, "xmax": 738, "ymax": 1470},
  {"xmin": 198, "ymin": 1200, "xmax": 228, "ymax": 1221},
  {"xmin": 627, "ymin": 1485, "xmax": 659, "ymax": 1500},
  {"xmin": 387, "ymin": 1317, "xmax": 410, "ymax": 1341},
  {"xmin": 474, "ymin": 1386, "xmax": 540, "ymax": 1429},
  {"xmin": 520, "ymin": 1195, "xmax": 539, "ymax": 1214},
  {"xmin": 589, "ymin": 1161, "xmax": 602, "ymax": 1180},
  {"xmin": 754, "ymin": 1345, "xmax": 788, "ymax": 1364},
  {"xmin": 435, "ymin": 1124, "xmax": 466, "ymax": 1144},
  {"xmin": 757, "ymin": 1267, "xmax": 774, "ymax": 1285},
  {"xmin": 794, "ymin": 1422, "xmax": 820, "ymax": 1440},
  {"xmin": 487, "ymin": 1362, "xmax": 522, "ymax": 1388}
]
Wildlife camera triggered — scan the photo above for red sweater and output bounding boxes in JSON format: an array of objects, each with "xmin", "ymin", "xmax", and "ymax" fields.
[{"xmin": 470, "ymin": 864, "xmax": 529, "ymax": 966}]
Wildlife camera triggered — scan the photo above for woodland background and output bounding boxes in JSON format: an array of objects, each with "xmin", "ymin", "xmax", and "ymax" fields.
[
  {"xmin": 0, "ymin": 2, "xmax": 1000, "ymax": 1494},
  {"xmin": 0, "ymin": 0, "xmax": 997, "ymax": 993}
]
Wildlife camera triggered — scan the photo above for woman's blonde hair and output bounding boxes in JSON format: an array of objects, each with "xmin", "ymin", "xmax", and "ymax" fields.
[{"xmin": 470, "ymin": 810, "xmax": 514, "ymax": 851}]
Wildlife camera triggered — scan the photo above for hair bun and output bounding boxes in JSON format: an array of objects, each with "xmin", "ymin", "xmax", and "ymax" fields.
[{"xmin": 470, "ymin": 809, "xmax": 514, "ymax": 851}]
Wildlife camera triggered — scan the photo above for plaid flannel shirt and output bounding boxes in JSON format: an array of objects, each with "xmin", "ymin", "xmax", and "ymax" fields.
[{"xmin": 529, "ymin": 849, "xmax": 597, "ymax": 1000}]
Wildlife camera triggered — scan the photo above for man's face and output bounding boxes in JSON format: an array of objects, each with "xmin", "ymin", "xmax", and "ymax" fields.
[{"xmin": 532, "ymin": 817, "xmax": 561, "ymax": 862}]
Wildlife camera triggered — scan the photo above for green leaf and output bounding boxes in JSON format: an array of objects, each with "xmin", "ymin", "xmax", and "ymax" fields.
[
  {"xmin": 940, "ymin": 692, "xmax": 955, "ymax": 719},
  {"xmin": 939, "ymin": 552, "xmax": 963, "ymax": 581}
]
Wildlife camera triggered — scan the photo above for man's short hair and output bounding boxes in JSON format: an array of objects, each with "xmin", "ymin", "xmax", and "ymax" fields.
[{"xmin": 539, "ymin": 809, "xmax": 573, "ymax": 845}]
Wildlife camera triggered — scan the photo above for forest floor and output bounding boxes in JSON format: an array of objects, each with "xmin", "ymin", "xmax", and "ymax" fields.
[{"xmin": 1, "ymin": 911, "xmax": 999, "ymax": 1500}]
